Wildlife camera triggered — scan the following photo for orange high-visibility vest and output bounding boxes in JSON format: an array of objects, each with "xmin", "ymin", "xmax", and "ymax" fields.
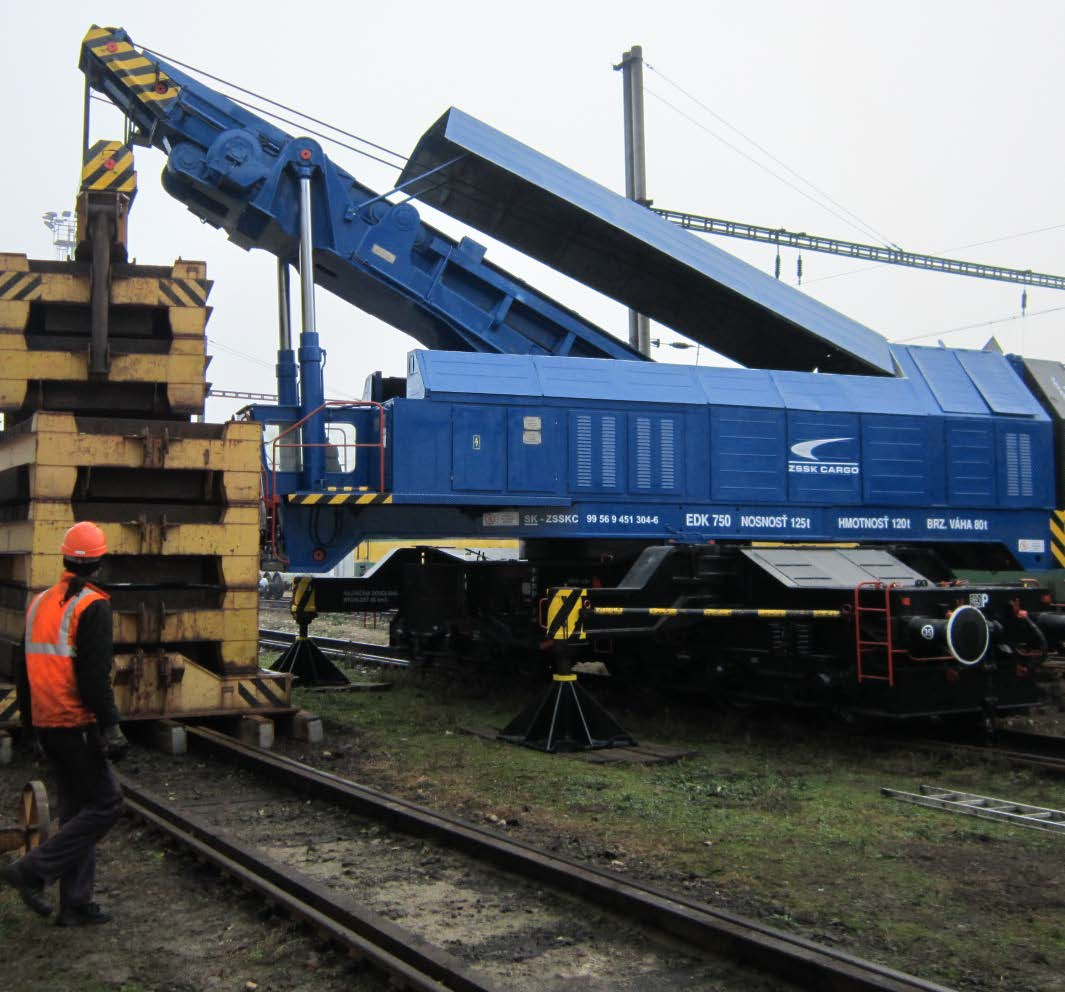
[{"xmin": 24, "ymin": 576, "xmax": 109, "ymax": 728}]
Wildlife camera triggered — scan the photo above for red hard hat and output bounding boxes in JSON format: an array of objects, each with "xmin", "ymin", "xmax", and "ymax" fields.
[{"xmin": 61, "ymin": 521, "xmax": 108, "ymax": 559}]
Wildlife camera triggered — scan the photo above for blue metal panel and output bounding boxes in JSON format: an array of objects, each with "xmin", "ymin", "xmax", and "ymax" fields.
[
  {"xmin": 696, "ymin": 367, "xmax": 783, "ymax": 409},
  {"xmin": 507, "ymin": 409, "xmax": 564, "ymax": 494},
  {"xmin": 956, "ymin": 350, "xmax": 1046, "ymax": 416},
  {"xmin": 996, "ymin": 421, "xmax": 1053, "ymax": 507},
  {"xmin": 627, "ymin": 412, "xmax": 683, "ymax": 495},
  {"xmin": 568, "ymin": 410, "xmax": 626, "ymax": 495},
  {"xmin": 946, "ymin": 420, "xmax": 996, "ymax": 505},
  {"xmin": 907, "ymin": 347, "xmax": 990, "ymax": 414},
  {"xmin": 861, "ymin": 416, "xmax": 931, "ymax": 505},
  {"xmin": 771, "ymin": 369, "xmax": 938, "ymax": 416},
  {"xmin": 407, "ymin": 351, "xmax": 544, "ymax": 400},
  {"xmin": 452, "ymin": 406, "xmax": 506, "ymax": 491},
  {"xmin": 711, "ymin": 407, "xmax": 787, "ymax": 502},
  {"xmin": 683, "ymin": 410, "xmax": 711, "ymax": 501},
  {"xmin": 389, "ymin": 399, "xmax": 453, "ymax": 494},
  {"xmin": 786, "ymin": 413, "xmax": 861, "ymax": 505},
  {"xmin": 536, "ymin": 357, "xmax": 703, "ymax": 404},
  {"xmin": 401, "ymin": 109, "xmax": 896, "ymax": 377}
]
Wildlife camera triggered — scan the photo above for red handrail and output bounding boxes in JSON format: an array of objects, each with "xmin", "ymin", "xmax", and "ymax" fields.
[{"xmin": 264, "ymin": 400, "xmax": 387, "ymax": 562}]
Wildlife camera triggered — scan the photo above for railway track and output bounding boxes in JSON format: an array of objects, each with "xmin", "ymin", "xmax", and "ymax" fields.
[
  {"xmin": 909, "ymin": 728, "xmax": 1065, "ymax": 775},
  {"xmin": 258, "ymin": 627, "xmax": 411, "ymax": 669},
  {"xmin": 120, "ymin": 777, "xmax": 485, "ymax": 992},
  {"xmin": 122, "ymin": 725, "xmax": 954, "ymax": 992}
]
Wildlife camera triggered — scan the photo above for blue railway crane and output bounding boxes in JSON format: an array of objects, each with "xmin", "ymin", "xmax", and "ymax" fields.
[{"xmin": 79, "ymin": 26, "xmax": 1065, "ymax": 735}]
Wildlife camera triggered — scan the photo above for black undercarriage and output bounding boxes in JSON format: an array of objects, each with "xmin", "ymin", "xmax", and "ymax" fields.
[{"xmin": 297, "ymin": 541, "xmax": 1055, "ymax": 719}]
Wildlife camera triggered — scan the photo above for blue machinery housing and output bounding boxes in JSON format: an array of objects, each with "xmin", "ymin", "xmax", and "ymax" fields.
[
  {"xmin": 278, "ymin": 345, "xmax": 1054, "ymax": 572},
  {"xmin": 81, "ymin": 26, "xmax": 1065, "ymax": 720}
]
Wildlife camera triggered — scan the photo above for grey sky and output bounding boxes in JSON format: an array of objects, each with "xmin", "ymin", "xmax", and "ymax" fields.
[{"xmin": 2, "ymin": 1, "xmax": 1062, "ymax": 418}]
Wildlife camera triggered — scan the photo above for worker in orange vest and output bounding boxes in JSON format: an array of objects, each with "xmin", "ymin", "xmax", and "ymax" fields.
[{"xmin": 1, "ymin": 522, "xmax": 127, "ymax": 925}]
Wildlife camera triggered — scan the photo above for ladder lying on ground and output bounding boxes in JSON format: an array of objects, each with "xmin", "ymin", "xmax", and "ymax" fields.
[{"xmin": 882, "ymin": 785, "xmax": 1065, "ymax": 834}]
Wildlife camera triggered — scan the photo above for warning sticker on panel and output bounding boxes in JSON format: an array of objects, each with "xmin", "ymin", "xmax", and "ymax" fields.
[
  {"xmin": 1018, "ymin": 539, "xmax": 1046, "ymax": 553},
  {"xmin": 483, "ymin": 510, "xmax": 519, "ymax": 527}
]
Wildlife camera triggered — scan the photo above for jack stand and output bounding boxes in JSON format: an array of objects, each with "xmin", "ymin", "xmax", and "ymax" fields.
[
  {"xmin": 498, "ymin": 647, "xmax": 637, "ymax": 753},
  {"xmin": 267, "ymin": 576, "xmax": 349, "ymax": 686},
  {"xmin": 269, "ymin": 618, "xmax": 350, "ymax": 687}
]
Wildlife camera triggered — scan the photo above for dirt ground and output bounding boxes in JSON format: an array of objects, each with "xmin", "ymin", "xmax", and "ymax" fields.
[{"xmin": 0, "ymin": 756, "xmax": 385, "ymax": 992}]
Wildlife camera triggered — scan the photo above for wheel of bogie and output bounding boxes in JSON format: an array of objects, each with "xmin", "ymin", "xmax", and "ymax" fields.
[{"xmin": 18, "ymin": 781, "xmax": 50, "ymax": 852}]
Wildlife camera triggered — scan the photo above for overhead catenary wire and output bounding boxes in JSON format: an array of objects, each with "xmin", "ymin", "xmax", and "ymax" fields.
[
  {"xmin": 897, "ymin": 303, "xmax": 1065, "ymax": 344},
  {"xmin": 644, "ymin": 62, "xmax": 899, "ymax": 249},
  {"xmin": 796, "ymin": 220, "xmax": 1065, "ymax": 287},
  {"xmin": 645, "ymin": 87, "xmax": 899, "ymax": 249}
]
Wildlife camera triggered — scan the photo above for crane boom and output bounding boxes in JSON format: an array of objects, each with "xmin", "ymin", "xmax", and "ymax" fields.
[
  {"xmin": 78, "ymin": 26, "xmax": 645, "ymax": 363},
  {"xmin": 80, "ymin": 27, "xmax": 901, "ymax": 377},
  {"xmin": 654, "ymin": 208, "xmax": 1065, "ymax": 291}
]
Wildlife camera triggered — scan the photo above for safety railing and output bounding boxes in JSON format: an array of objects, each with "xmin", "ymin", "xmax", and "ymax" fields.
[{"xmin": 264, "ymin": 400, "xmax": 387, "ymax": 562}]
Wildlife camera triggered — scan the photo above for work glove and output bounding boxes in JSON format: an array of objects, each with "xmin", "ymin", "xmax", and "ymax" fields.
[{"xmin": 102, "ymin": 724, "xmax": 129, "ymax": 763}]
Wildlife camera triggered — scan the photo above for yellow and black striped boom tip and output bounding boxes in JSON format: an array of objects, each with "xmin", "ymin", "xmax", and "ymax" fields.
[
  {"xmin": 81, "ymin": 140, "xmax": 136, "ymax": 195},
  {"xmin": 82, "ymin": 26, "xmax": 181, "ymax": 114}
]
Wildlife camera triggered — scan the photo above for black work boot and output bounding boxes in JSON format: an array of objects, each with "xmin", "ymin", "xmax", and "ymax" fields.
[
  {"xmin": 55, "ymin": 902, "xmax": 111, "ymax": 926},
  {"xmin": 0, "ymin": 861, "xmax": 52, "ymax": 918}
]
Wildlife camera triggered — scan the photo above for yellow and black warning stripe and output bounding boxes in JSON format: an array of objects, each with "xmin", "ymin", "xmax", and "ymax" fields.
[
  {"xmin": 1050, "ymin": 510, "xmax": 1065, "ymax": 567},
  {"xmin": 236, "ymin": 675, "xmax": 290, "ymax": 711},
  {"xmin": 591, "ymin": 606, "xmax": 842, "ymax": 620},
  {"xmin": 545, "ymin": 587, "xmax": 587, "ymax": 641},
  {"xmin": 81, "ymin": 140, "xmax": 136, "ymax": 193},
  {"xmin": 0, "ymin": 687, "xmax": 19, "ymax": 725},
  {"xmin": 158, "ymin": 277, "xmax": 210, "ymax": 307},
  {"xmin": 288, "ymin": 493, "xmax": 393, "ymax": 506},
  {"xmin": 289, "ymin": 576, "xmax": 317, "ymax": 619},
  {"xmin": 0, "ymin": 271, "xmax": 42, "ymax": 302},
  {"xmin": 83, "ymin": 26, "xmax": 181, "ymax": 112}
]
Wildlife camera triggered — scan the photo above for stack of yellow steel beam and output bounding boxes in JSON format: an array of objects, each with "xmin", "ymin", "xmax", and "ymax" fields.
[
  {"xmin": 0, "ymin": 253, "xmax": 209, "ymax": 421},
  {"xmin": 0, "ymin": 256, "xmax": 290, "ymax": 727}
]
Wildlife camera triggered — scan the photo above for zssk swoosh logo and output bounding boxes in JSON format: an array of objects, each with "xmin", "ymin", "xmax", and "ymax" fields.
[{"xmin": 790, "ymin": 437, "xmax": 853, "ymax": 461}]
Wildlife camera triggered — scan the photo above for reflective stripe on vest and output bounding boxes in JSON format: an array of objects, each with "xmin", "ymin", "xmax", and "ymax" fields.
[{"xmin": 25, "ymin": 581, "xmax": 107, "ymax": 728}]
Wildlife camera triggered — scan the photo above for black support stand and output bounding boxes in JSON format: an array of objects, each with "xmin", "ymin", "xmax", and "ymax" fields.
[
  {"xmin": 498, "ymin": 648, "xmax": 636, "ymax": 753},
  {"xmin": 269, "ymin": 621, "xmax": 350, "ymax": 687}
]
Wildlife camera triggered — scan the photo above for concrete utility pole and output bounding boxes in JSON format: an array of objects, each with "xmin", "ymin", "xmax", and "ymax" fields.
[{"xmin": 617, "ymin": 45, "xmax": 651, "ymax": 357}]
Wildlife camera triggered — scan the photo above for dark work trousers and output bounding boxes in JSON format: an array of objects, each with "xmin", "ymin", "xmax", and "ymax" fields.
[{"xmin": 18, "ymin": 727, "xmax": 123, "ymax": 908}]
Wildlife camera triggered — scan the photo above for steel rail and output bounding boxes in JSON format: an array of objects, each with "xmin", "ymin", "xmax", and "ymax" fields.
[
  {"xmin": 905, "ymin": 735, "xmax": 1065, "ymax": 775},
  {"xmin": 118, "ymin": 776, "xmax": 501, "ymax": 992},
  {"xmin": 992, "ymin": 729, "xmax": 1065, "ymax": 759},
  {"xmin": 184, "ymin": 725, "xmax": 953, "ymax": 992},
  {"xmin": 258, "ymin": 628, "xmax": 411, "ymax": 668}
]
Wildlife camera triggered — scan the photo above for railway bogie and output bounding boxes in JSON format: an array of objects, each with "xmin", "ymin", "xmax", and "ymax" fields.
[{"xmin": 318, "ymin": 540, "xmax": 1056, "ymax": 719}]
